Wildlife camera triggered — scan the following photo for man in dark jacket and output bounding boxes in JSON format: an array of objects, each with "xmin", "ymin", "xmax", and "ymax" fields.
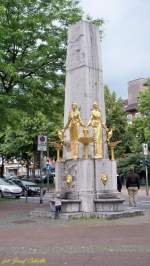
[
  {"xmin": 117, "ymin": 175, "xmax": 122, "ymax": 192},
  {"xmin": 126, "ymin": 168, "xmax": 140, "ymax": 207}
]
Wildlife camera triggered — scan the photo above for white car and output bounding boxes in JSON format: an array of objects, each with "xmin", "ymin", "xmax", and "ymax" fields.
[{"xmin": 0, "ymin": 178, "xmax": 22, "ymax": 198}]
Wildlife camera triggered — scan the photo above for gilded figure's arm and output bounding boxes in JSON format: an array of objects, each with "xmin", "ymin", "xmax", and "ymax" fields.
[
  {"xmin": 87, "ymin": 114, "xmax": 92, "ymax": 127},
  {"xmin": 64, "ymin": 112, "xmax": 71, "ymax": 130},
  {"xmin": 57, "ymin": 129, "xmax": 64, "ymax": 143},
  {"xmin": 79, "ymin": 115, "xmax": 85, "ymax": 127}
]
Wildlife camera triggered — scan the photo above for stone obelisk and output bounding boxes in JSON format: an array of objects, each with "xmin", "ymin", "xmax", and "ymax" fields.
[
  {"xmin": 55, "ymin": 21, "xmax": 124, "ymax": 215},
  {"xmin": 64, "ymin": 21, "xmax": 108, "ymax": 160}
]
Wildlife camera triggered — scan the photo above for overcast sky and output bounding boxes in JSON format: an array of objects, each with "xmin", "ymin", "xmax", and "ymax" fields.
[{"xmin": 80, "ymin": 0, "xmax": 150, "ymax": 99}]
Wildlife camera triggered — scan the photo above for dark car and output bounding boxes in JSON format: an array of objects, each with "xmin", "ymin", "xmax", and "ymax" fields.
[
  {"xmin": 26, "ymin": 175, "xmax": 42, "ymax": 184},
  {"xmin": 11, "ymin": 179, "xmax": 41, "ymax": 197}
]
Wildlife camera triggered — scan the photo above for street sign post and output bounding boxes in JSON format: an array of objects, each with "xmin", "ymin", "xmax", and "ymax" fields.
[
  {"xmin": 143, "ymin": 143, "xmax": 148, "ymax": 156},
  {"xmin": 0, "ymin": 156, "xmax": 2, "ymax": 166},
  {"xmin": 37, "ymin": 136, "xmax": 48, "ymax": 203},
  {"xmin": 142, "ymin": 143, "xmax": 149, "ymax": 196},
  {"xmin": 37, "ymin": 135, "xmax": 47, "ymax": 151}
]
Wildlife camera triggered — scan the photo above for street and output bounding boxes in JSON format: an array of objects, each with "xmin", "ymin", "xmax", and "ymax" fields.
[{"xmin": 0, "ymin": 188, "xmax": 150, "ymax": 266}]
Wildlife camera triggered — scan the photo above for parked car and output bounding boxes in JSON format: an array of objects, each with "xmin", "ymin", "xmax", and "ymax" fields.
[
  {"xmin": 22, "ymin": 175, "xmax": 42, "ymax": 184},
  {"xmin": 0, "ymin": 178, "xmax": 22, "ymax": 198},
  {"xmin": 11, "ymin": 179, "xmax": 41, "ymax": 197},
  {"xmin": 17, "ymin": 175, "xmax": 29, "ymax": 180},
  {"xmin": 3, "ymin": 173, "xmax": 18, "ymax": 180}
]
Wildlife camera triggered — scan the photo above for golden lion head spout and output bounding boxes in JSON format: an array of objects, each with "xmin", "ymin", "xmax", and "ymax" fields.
[
  {"xmin": 66, "ymin": 175, "xmax": 73, "ymax": 185},
  {"xmin": 100, "ymin": 174, "xmax": 108, "ymax": 186}
]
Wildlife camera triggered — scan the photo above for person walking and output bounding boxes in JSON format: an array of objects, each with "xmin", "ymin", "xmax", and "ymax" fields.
[
  {"xmin": 117, "ymin": 175, "xmax": 122, "ymax": 192},
  {"xmin": 126, "ymin": 168, "xmax": 140, "ymax": 207}
]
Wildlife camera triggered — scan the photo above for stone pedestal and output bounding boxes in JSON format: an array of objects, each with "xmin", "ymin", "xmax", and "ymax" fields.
[
  {"xmin": 50, "ymin": 199, "xmax": 81, "ymax": 213},
  {"xmin": 94, "ymin": 198, "xmax": 125, "ymax": 212},
  {"xmin": 54, "ymin": 158, "xmax": 121, "ymax": 213}
]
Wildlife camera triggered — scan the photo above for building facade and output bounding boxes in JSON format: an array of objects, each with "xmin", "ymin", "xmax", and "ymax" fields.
[{"xmin": 124, "ymin": 78, "xmax": 148, "ymax": 123}]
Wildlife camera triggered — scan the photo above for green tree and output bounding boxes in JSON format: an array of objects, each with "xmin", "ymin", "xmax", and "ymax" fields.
[
  {"xmin": 0, "ymin": 0, "xmax": 103, "ymax": 96},
  {"xmin": 0, "ymin": 0, "xmax": 83, "ymax": 94},
  {"xmin": 138, "ymin": 80, "xmax": 150, "ymax": 146},
  {"xmin": 0, "ymin": 0, "xmax": 83, "ymax": 128},
  {"xmin": 0, "ymin": 111, "xmax": 52, "ymax": 175},
  {"xmin": 125, "ymin": 80, "xmax": 150, "ymax": 153},
  {"xmin": 0, "ymin": 0, "xmax": 83, "ymax": 173},
  {"xmin": 125, "ymin": 118, "xmax": 145, "ymax": 153},
  {"xmin": 117, "ymin": 80, "xmax": 150, "ymax": 179},
  {"xmin": 104, "ymin": 85, "xmax": 127, "ymax": 157},
  {"xmin": 117, "ymin": 153, "xmax": 150, "ymax": 180},
  {"xmin": 0, "ymin": 0, "xmax": 104, "ymax": 174}
]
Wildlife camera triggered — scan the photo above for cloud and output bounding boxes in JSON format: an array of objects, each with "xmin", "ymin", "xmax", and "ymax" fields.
[{"xmin": 80, "ymin": 0, "xmax": 150, "ymax": 98}]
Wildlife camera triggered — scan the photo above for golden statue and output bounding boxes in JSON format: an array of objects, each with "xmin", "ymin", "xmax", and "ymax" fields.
[
  {"xmin": 106, "ymin": 128, "xmax": 113, "ymax": 144},
  {"xmin": 57, "ymin": 129, "xmax": 64, "ymax": 144},
  {"xmin": 87, "ymin": 101, "xmax": 105, "ymax": 159},
  {"xmin": 64, "ymin": 102, "xmax": 85, "ymax": 160}
]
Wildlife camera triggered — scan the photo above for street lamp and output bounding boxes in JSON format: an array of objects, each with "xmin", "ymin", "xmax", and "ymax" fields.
[{"xmin": 142, "ymin": 143, "xmax": 149, "ymax": 196}]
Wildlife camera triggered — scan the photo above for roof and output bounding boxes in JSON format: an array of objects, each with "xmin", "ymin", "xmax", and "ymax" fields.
[{"xmin": 125, "ymin": 103, "xmax": 137, "ymax": 112}]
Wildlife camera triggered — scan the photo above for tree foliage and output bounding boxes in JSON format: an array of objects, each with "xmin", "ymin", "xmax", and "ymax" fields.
[
  {"xmin": 117, "ymin": 79, "xmax": 150, "ymax": 177},
  {"xmin": 0, "ymin": 0, "xmax": 83, "ymax": 162},
  {"xmin": 125, "ymin": 118, "xmax": 145, "ymax": 153},
  {"xmin": 138, "ymin": 80, "xmax": 150, "ymax": 146},
  {"xmin": 125, "ymin": 80, "xmax": 150, "ymax": 153},
  {"xmin": 0, "ymin": 0, "xmax": 104, "ymax": 166},
  {"xmin": 104, "ymin": 85, "xmax": 127, "ymax": 157},
  {"xmin": 0, "ymin": 0, "xmax": 83, "ymax": 94},
  {"xmin": 117, "ymin": 153, "xmax": 150, "ymax": 179}
]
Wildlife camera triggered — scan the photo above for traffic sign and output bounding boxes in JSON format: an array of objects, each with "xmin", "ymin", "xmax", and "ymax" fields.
[
  {"xmin": 142, "ymin": 143, "xmax": 148, "ymax": 156},
  {"xmin": 0, "ymin": 156, "xmax": 2, "ymax": 166},
  {"xmin": 37, "ymin": 135, "xmax": 47, "ymax": 151}
]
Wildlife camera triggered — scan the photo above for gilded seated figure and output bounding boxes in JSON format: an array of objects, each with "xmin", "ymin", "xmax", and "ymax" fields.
[
  {"xmin": 87, "ymin": 101, "xmax": 106, "ymax": 159},
  {"xmin": 64, "ymin": 102, "xmax": 85, "ymax": 160}
]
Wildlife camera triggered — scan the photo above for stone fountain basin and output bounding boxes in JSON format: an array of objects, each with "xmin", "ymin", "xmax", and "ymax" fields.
[{"xmin": 50, "ymin": 199, "xmax": 81, "ymax": 213}]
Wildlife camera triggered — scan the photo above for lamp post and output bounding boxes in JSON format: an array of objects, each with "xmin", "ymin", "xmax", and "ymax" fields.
[{"xmin": 142, "ymin": 144, "xmax": 149, "ymax": 196}]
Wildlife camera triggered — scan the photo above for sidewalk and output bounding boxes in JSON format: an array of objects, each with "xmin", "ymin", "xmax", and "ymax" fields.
[
  {"xmin": 0, "ymin": 199, "xmax": 150, "ymax": 266},
  {"xmin": 121, "ymin": 186, "xmax": 150, "ymax": 210},
  {"xmin": 121, "ymin": 185, "xmax": 149, "ymax": 197}
]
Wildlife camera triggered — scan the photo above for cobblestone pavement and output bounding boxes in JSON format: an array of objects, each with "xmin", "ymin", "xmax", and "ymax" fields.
[{"xmin": 0, "ymin": 190, "xmax": 150, "ymax": 266}]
